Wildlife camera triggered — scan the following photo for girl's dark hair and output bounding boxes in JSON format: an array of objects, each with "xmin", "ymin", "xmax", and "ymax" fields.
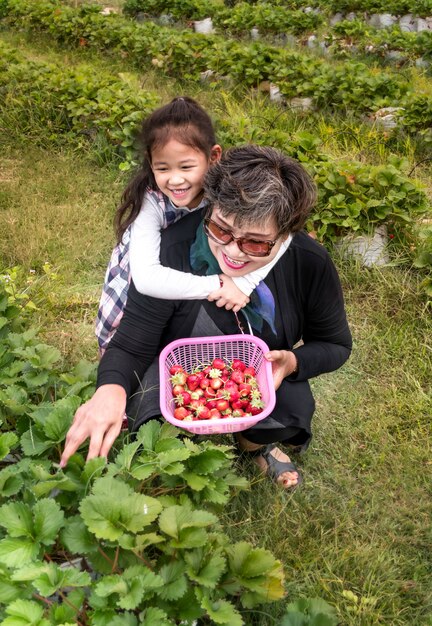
[
  {"xmin": 115, "ymin": 96, "xmax": 217, "ymax": 242},
  {"xmin": 204, "ymin": 145, "xmax": 317, "ymax": 235}
]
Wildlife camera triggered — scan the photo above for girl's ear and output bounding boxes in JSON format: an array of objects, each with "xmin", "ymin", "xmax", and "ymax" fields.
[{"xmin": 210, "ymin": 144, "xmax": 222, "ymax": 164}]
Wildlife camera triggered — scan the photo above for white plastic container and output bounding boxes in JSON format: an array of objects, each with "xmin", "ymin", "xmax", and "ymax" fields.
[
  {"xmin": 194, "ymin": 18, "xmax": 214, "ymax": 34},
  {"xmin": 335, "ymin": 225, "xmax": 389, "ymax": 267}
]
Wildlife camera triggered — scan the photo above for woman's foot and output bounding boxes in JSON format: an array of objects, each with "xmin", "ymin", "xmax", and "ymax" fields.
[
  {"xmin": 235, "ymin": 435, "xmax": 302, "ymax": 490},
  {"xmin": 254, "ymin": 445, "xmax": 301, "ymax": 489}
]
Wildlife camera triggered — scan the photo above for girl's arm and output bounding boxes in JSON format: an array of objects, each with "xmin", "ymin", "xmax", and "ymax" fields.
[{"xmin": 129, "ymin": 193, "xmax": 220, "ymax": 299}]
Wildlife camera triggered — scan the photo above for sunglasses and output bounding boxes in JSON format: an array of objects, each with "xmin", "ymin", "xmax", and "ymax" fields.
[{"xmin": 204, "ymin": 217, "xmax": 278, "ymax": 257}]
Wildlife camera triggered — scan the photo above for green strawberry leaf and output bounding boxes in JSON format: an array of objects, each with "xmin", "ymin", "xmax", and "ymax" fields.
[
  {"xmin": 1, "ymin": 598, "xmax": 50, "ymax": 626},
  {"xmin": 80, "ymin": 476, "xmax": 162, "ymax": 540},
  {"xmin": 0, "ymin": 537, "xmax": 39, "ymax": 567},
  {"xmin": 0, "ymin": 502, "xmax": 33, "ymax": 537},
  {"xmin": 32, "ymin": 498, "xmax": 64, "ymax": 546},
  {"xmin": 61, "ymin": 515, "xmax": 98, "ymax": 554},
  {"xmin": 0, "ymin": 432, "xmax": 19, "ymax": 460},
  {"xmin": 184, "ymin": 547, "xmax": 226, "ymax": 588},
  {"xmin": 200, "ymin": 595, "xmax": 243, "ymax": 626},
  {"xmin": 157, "ymin": 561, "xmax": 188, "ymax": 601},
  {"xmin": 138, "ymin": 607, "xmax": 174, "ymax": 626}
]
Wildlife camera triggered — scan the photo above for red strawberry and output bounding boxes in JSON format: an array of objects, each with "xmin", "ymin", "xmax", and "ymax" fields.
[
  {"xmin": 169, "ymin": 364, "xmax": 184, "ymax": 375},
  {"xmin": 210, "ymin": 378, "xmax": 223, "ymax": 390},
  {"xmin": 186, "ymin": 374, "xmax": 200, "ymax": 391},
  {"xmin": 175, "ymin": 391, "xmax": 191, "ymax": 406},
  {"xmin": 238, "ymin": 383, "xmax": 252, "ymax": 397},
  {"xmin": 190, "ymin": 398, "xmax": 205, "ymax": 410},
  {"xmin": 224, "ymin": 380, "xmax": 239, "ymax": 393},
  {"xmin": 170, "ymin": 371, "xmax": 187, "ymax": 386},
  {"xmin": 230, "ymin": 369, "xmax": 244, "ymax": 385},
  {"xmin": 196, "ymin": 406, "xmax": 211, "ymax": 420},
  {"xmin": 174, "ymin": 407, "xmax": 191, "ymax": 420},
  {"xmin": 231, "ymin": 359, "xmax": 246, "ymax": 371},
  {"xmin": 216, "ymin": 399, "xmax": 229, "ymax": 412},
  {"xmin": 172, "ymin": 384, "xmax": 185, "ymax": 396},
  {"xmin": 212, "ymin": 358, "xmax": 226, "ymax": 370},
  {"xmin": 209, "ymin": 409, "xmax": 222, "ymax": 419},
  {"xmin": 204, "ymin": 387, "xmax": 217, "ymax": 399},
  {"xmin": 243, "ymin": 366, "xmax": 256, "ymax": 378}
]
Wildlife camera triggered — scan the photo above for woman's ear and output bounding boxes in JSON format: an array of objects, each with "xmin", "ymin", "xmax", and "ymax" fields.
[{"xmin": 210, "ymin": 144, "xmax": 222, "ymax": 164}]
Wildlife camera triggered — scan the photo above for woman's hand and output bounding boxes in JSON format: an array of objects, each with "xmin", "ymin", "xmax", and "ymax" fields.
[
  {"xmin": 208, "ymin": 275, "xmax": 250, "ymax": 312},
  {"xmin": 265, "ymin": 350, "xmax": 298, "ymax": 391},
  {"xmin": 60, "ymin": 384, "xmax": 127, "ymax": 468}
]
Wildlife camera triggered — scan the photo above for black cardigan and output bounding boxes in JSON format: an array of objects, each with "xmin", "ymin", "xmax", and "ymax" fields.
[{"xmin": 98, "ymin": 209, "xmax": 352, "ymax": 395}]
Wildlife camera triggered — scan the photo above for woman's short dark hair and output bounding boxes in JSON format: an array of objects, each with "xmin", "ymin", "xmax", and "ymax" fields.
[{"xmin": 203, "ymin": 145, "xmax": 317, "ymax": 235}]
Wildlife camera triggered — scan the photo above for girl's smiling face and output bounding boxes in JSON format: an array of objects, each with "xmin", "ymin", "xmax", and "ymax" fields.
[
  {"xmin": 207, "ymin": 207, "xmax": 287, "ymax": 276},
  {"xmin": 151, "ymin": 138, "xmax": 221, "ymax": 209}
]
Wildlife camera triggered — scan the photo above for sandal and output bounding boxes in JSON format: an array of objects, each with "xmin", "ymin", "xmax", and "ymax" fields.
[{"xmin": 238, "ymin": 443, "xmax": 303, "ymax": 490}]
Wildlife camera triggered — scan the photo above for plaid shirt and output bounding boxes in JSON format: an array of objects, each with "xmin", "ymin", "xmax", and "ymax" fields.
[{"xmin": 95, "ymin": 189, "xmax": 204, "ymax": 351}]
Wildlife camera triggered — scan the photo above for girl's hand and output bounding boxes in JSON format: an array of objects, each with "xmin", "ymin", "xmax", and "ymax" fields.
[
  {"xmin": 60, "ymin": 384, "xmax": 126, "ymax": 468},
  {"xmin": 208, "ymin": 275, "xmax": 250, "ymax": 312},
  {"xmin": 265, "ymin": 350, "xmax": 298, "ymax": 391}
]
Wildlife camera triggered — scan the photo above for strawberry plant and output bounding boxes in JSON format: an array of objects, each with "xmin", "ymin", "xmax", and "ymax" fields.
[
  {"xmin": 413, "ymin": 223, "xmax": 432, "ymax": 299},
  {"xmin": 308, "ymin": 158, "xmax": 429, "ymax": 240},
  {"xmin": 0, "ymin": 272, "xmax": 289, "ymax": 624},
  {"xmin": 0, "ymin": 0, "xmax": 424, "ymax": 116}
]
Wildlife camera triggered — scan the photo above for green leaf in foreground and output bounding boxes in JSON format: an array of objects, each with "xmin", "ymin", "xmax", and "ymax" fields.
[
  {"xmin": 139, "ymin": 607, "xmax": 174, "ymax": 626},
  {"xmin": 32, "ymin": 498, "xmax": 64, "ymax": 546},
  {"xmin": 80, "ymin": 476, "xmax": 162, "ymax": 540},
  {"xmin": 12, "ymin": 562, "xmax": 91, "ymax": 597},
  {"xmin": 280, "ymin": 598, "xmax": 338, "ymax": 626},
  {"xmin": 95, "ymin": 565, "xmax": 164, "ymax": 610},
  {"xmin": 200, "ymin": 595, "xmax": 243, "ymax": 626},
  {"xmin": 158, "ymin": 505, "xmax": 218, "ymax": 547},
  {"xmin": 1, "ymin": 598, "xmax": 50, "ymax": 626},
  {"xmin": 0, "ymin": 432, "xmax": 18, "ymax": 460},
  {"xmin": 184, "ymin": 546, "xmax": 226, "ymax": 588}
]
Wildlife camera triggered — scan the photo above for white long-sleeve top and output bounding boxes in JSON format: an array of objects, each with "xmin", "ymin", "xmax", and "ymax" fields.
[
  {"xmin": 130, "ymin": 191, "xmax": 291, "ymax": 299},
  {"xmin": 96, "ymin": 190, "xmax": 291, "ymax": 351}
]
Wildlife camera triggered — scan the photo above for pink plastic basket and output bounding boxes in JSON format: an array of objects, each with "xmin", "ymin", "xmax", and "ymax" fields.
[{"xmin": 159, "ymin": 334, "xmax": 276, "ymax": 435}]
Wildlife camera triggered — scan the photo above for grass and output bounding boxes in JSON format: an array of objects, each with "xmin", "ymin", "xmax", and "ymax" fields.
[{"xmin": 1, "ymin": 26, "xmax": 431, "ymax": 626}]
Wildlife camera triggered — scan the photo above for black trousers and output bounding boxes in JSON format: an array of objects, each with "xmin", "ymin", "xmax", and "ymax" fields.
[{"xmin": 126, "ymin": 359, "xmax": 314, "ymax": 449}]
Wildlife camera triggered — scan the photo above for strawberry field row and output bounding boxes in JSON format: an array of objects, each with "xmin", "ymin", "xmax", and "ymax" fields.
[
  {"xmin": 124, "ymin": 0, "xmax": 324, "ymax": 35},
  {"xmin": 123, "ymin": 0, "xmax": 432, "ymax": 64},
  {"xmin": 4, "ymin": 0, "xmax": 432, "ymax": 139},
  {"xmin": 1, "ymin": 41, "xmax": 428, "ymax": 244},
  {"xmin": 229, "ymin": 0, "xmax": 432, "ymax": 19},
  {"xmin": 0, "ymin": 0, "xmax": 421, "ymax": 114}
]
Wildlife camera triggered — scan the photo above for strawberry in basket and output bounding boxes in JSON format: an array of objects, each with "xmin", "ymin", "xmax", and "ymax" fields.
[{"xmin": 170, "ymin": 358, "xmax": 264, "ymax": 422}]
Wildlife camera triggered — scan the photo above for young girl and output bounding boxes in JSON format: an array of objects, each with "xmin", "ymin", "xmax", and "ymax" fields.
[{"xmin": 96, "ymin": 96, "xmax": 290, "ymax": 351}]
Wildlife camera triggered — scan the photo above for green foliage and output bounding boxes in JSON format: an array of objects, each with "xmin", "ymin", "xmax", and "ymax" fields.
[
  {"xmin": 413, "ymin": 223, "xmax": 432, "ymax": 298},
  {"xmin": 0, "ymin": 0, "xmax": 425, "ymax": 118},
  {"xmin": 279, "ymin": 597, "xmax": 338, "ymax": 625},
  {"xmin": 124, "ymin": 0, "xmax": 322, "ymax": 35},
  {"xmin": 0, "ymin": 277, "xmax": 288, "ymax": 623},
  {"xmin": 309, "ymin": 158, "xmax": 429, "ymax": 239},
  {"xmin": 0, "ymin": 40, "xmax": 159, "ymax": 166}
]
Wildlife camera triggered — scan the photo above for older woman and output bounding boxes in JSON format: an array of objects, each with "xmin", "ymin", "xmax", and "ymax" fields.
[{"xmin": 61, "ymin": 145, "xmax": 352, "ymax": 489}]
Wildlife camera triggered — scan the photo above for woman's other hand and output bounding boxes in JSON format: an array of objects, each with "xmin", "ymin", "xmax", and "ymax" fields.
[
  {"xmin": 60, "ymin": 384, "xmax": 126, "ymax": 468},
  {"xmin": 208, "ymin": 275, "xmax": 250, "ymax": 312},
  {"xmin": 265, "ymin": 350, "xmax": 298, "ymax": 390}
]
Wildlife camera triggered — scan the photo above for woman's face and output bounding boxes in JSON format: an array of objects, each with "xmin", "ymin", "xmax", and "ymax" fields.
[{"xmin": 207, "ymin": 206, "xmax": 287, "ymax": 277}]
